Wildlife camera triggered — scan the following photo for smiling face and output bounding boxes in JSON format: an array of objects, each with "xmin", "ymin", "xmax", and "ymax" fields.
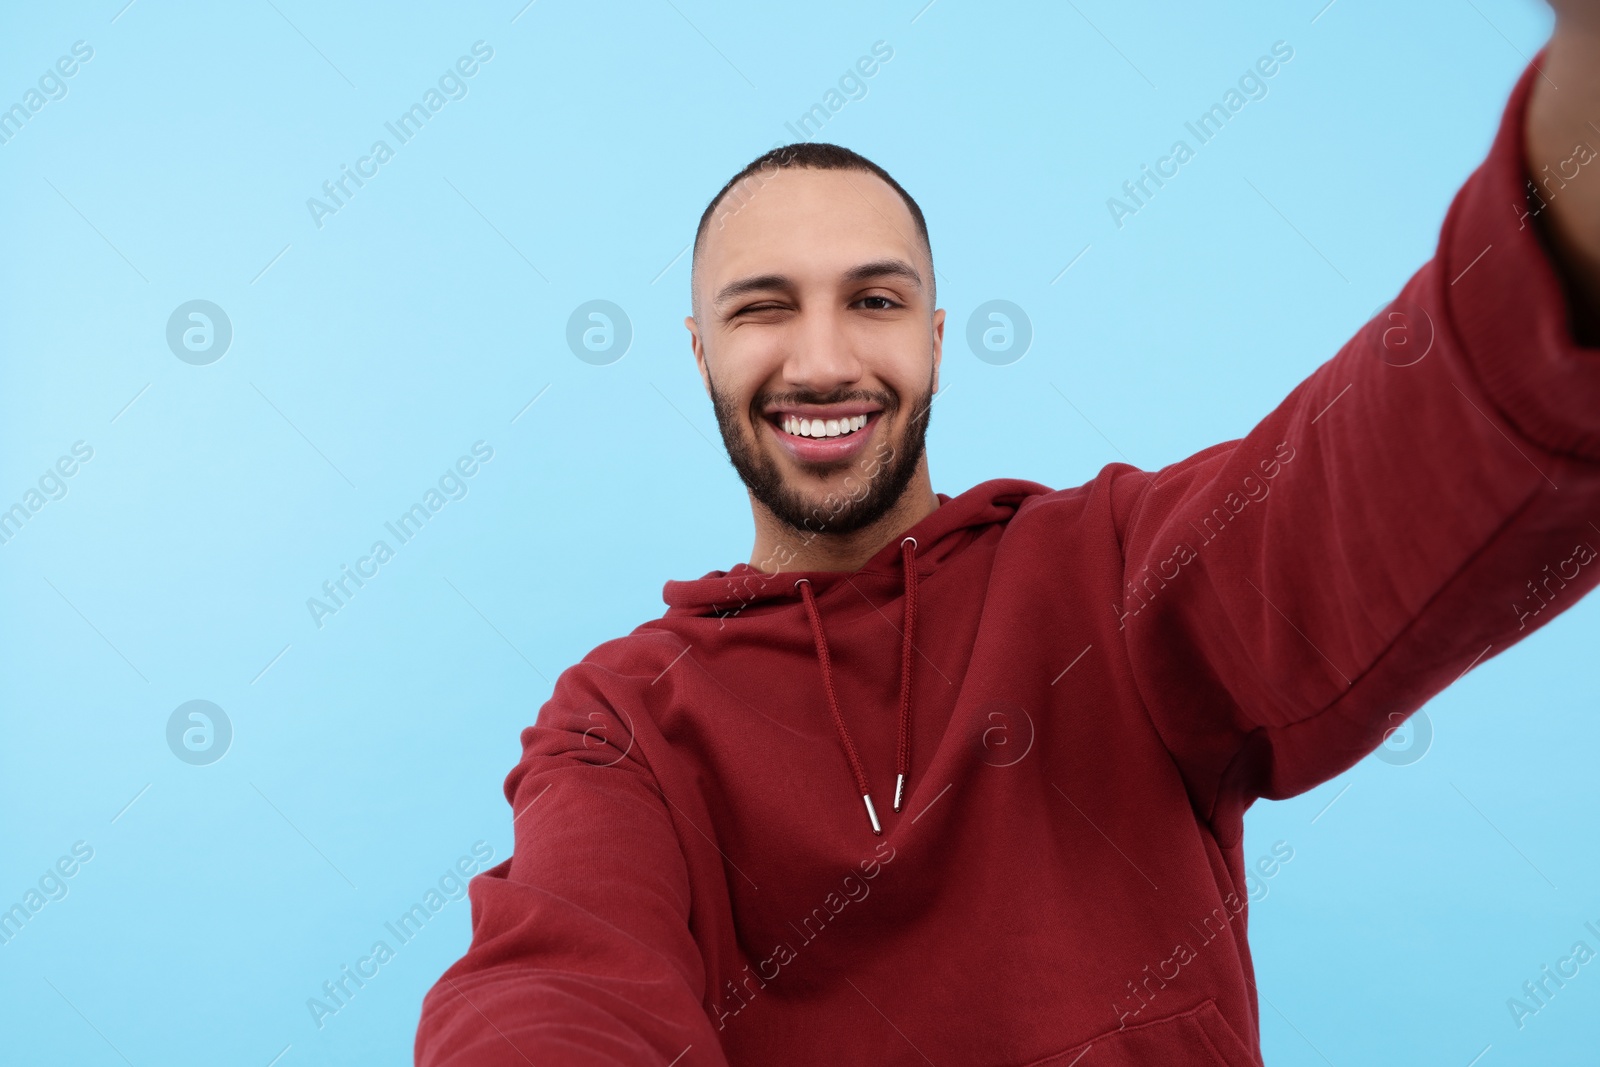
[{"xmin": 686, "ymin": 165, "xmax": 944, "ymax": 539}]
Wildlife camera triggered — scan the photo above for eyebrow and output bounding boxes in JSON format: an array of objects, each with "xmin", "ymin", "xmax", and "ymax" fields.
[{"xmin": 711, "ymin": 258, "xmax": 924, "ymax": 313}]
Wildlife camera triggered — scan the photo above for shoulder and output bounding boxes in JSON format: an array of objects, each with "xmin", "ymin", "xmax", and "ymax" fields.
[
  {"xmin": 998, "ymin": 444, "xmax": 1241, "ymax": 549},
  {"xmin": 537, "ymin": 625, "xmax": 689, "ymax": 715},
  {"xmin": 513, "ymin": 626, "xmax": 688, "ymax": 781}
]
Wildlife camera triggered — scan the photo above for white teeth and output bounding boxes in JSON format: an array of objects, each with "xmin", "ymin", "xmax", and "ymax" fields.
[{"xmin": 780, "ymin": 414, "xmax": 872, "ymax": 438}]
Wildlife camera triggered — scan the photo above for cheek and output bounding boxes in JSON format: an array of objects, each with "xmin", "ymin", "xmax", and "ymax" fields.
[
  {"xmin": 707, "ymin": 358, "xmax": 762, "ymax": 411},
  {"xmin": 884, "ymin": 364, "xmax": 936, "ymax": 412},
  {"xmin": 874, "ymin": 327, "xmax": 936, "ymax": 387},
  {"xmin": 713, "ymin": 336, "xmax": 787, "ymax": 400}
]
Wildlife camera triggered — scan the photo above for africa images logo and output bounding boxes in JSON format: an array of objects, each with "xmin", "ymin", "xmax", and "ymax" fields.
[{"xmin": 165, "ymin": 300, "xmax": 232, "ymax": 365}]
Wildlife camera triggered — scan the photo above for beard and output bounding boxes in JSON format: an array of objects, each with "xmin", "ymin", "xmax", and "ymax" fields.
[{"xmin": 707, "ymin": 368, "xmax": 935, "ymax": 539}]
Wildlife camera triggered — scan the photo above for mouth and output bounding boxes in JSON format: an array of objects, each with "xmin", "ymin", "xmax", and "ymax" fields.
[{"xmin": 762, "ymin": 406, "xmax": 883, "ymax": 465}]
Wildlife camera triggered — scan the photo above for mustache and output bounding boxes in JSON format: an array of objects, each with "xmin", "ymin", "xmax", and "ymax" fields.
[{"xmin": 754, "ymin": 388, "xmax": 896, "ymax": 412}]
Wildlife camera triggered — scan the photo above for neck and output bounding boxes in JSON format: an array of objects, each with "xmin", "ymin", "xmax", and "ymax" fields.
[{"xmin": 746, "ymin": 462, "xmax": 940, "ymax": 574}]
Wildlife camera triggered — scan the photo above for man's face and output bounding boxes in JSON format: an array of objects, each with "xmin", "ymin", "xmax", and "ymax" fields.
[{"xmin": 686, "ymin": 166, "xmax": 944, "ymax": 539}]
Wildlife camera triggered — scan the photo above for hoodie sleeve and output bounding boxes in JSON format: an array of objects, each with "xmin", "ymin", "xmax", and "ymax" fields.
[
  {"xmin": 1110, "ymin": 50, "xmax": 1600, "ymax": 842},
  {"xmin": 413, "ymin": 673, "xmax": 731, "ymax": 1067}
]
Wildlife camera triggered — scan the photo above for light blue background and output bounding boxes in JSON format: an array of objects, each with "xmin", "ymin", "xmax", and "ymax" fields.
[{"xmin": 3, "ymin": 1, "xmax": 1596, "ymax": 1064}]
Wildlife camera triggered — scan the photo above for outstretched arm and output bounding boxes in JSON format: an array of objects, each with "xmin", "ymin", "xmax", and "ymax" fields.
[
  {"xmin": 414, "ymin": 677, "xmax": 732, "ymax": 1067},
  {"xmin": 1110, "ymin": 36, "xmax": 1600, "ymax": 839}
]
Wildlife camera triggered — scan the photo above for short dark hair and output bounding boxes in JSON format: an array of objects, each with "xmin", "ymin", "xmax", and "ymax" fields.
[{"xmin": 690, "ymin": 142, "xmax": 935, "ymax": 319}]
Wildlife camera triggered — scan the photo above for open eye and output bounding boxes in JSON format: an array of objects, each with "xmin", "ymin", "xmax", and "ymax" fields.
[{"xmin": 857, "ymin": 295, "xmax": 900, "ymax": 310}]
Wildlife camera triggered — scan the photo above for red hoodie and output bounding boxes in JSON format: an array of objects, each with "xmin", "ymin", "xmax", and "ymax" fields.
[{"xmin": 415, "ymin": 53, "xmax": 1600, "ymax": 1066}]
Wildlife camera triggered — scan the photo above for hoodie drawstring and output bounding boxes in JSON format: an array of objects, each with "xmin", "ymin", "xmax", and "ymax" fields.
[{"xmin": 793, "ymin": 536, "xmax": 919, "ymax": 835}]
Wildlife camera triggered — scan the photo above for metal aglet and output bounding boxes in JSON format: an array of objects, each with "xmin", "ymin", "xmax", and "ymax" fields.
[
  {"xmin": 862, "ymin": 794, "xmax": 882, "ymax": 835},
  {"xmin": 893, "ymin": 773, "xmax": 906, "ymax": 813}
]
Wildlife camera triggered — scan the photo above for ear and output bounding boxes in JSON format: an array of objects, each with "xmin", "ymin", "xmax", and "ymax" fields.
[
  {"xmin": 930, "ymin": 306, "xmax": 946, "ymax": 395},
  {"xmin": 685, "ymin": 314, "xmax": 712, "ymax": 399}
]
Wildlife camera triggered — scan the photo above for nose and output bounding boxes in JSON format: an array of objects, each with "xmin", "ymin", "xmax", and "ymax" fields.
[{"xmin": 781, "ymin": 304, "xmax": 863, "ymax": 397}]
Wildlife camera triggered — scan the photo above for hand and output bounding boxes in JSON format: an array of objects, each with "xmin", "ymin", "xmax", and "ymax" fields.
[
  {"xmin": 1524, "ymin": 9, "xmax": 1600, "ymax": 340},
  {"xmin": 1544, "ymin": 0, "xmax": 1600, "ymax": 31}
]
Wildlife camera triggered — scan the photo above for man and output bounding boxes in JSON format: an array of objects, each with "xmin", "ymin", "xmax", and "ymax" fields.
[{"xmin": 416, "ymin": 15, "xmax": 1600, "ymax": 1065}]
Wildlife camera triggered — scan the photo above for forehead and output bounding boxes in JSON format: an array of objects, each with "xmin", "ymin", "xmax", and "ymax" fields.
[{"xmin": 697, "ymin": 167, "xmax": 925, "ymax": 304}]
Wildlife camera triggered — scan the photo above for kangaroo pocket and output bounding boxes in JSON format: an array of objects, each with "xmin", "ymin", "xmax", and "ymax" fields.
[{"xmin": 1021, "ymin": 999, "xmax": 1258, "ymax": 1067}]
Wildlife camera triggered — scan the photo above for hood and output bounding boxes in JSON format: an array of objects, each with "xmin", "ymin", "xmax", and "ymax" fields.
[
  {"xmin": 661, "ymin": 478, "xmax": 1048, "ymax": 617},
  {"xmin": 659, "ymin": 478, "xmax": 1051, "ymax": 834}
]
